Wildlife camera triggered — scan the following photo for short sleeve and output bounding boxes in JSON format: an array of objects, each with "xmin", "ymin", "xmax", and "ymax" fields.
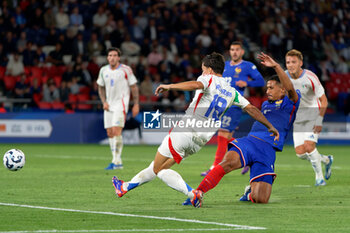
[
  {"xmin": 127, "ymin": 68, "xmax": 138, "ymax": 86},
  {"xmin": 197, "ymin": 75, "xmax": 212, "ymax": 90},
  {"xmin": 313, "ymin": 78, "xmax": 325, "ymax": 98},
  {"xmin": 96, "ymin": 67, "xmax": 105, "ymax": 86},
  {"xmin": 231, "ymin": 89, "xmax": 250, "ymax": 109}
]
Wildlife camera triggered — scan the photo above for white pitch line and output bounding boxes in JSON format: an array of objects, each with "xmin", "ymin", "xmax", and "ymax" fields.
[
  {"xmin": 0, "ymin": 203, "xmax": 265, "ymax": 230},
  {"xmin": 0, "ymin": 228, "xmax": 241, "ymax": 233}
]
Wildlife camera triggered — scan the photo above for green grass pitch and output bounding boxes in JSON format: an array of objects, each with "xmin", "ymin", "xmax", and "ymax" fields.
[{"xmin": 0, "ymin": 144, "xmax": 349, "ymax": 233}]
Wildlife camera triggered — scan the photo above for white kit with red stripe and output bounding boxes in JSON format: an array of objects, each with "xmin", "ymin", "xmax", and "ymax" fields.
[
  {"xmin": 186, "ymin": 74, "xmax": 249, "ymax": 121},
  {"xmin": 157, "ymin": 74, "xmax": 249, "ymax": 164},
  {"xmin": 287, "ymin": 69, "xmax": 325, "ymax": 123},
  {"xmin": 97, "ymin": 64, "xmax": 137, "ymax": 113}
]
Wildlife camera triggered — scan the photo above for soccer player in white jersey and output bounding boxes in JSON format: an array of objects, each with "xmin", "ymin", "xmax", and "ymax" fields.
[
  {"xmin": 112, "ymin": 52, "xmax": 279, "ymax": 206},
  {"xmin": 97, "ymin": 47, "xmax": 140, "ymax": 170},
  {"xmin": 285, "ymin": 49, "xmax": 333, "ymax": 186}
]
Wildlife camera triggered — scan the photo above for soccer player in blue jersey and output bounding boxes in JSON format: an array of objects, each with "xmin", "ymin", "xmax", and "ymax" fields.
[
  {"xmin": 201, "ymin": 41, "xmax": 265, "ymax": 176},
  {"xmin": 192, "ymin": 52, "xmax": 301, "ymax": 205}
]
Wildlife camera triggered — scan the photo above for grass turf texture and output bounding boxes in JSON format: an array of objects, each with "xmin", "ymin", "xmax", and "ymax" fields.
[{"xmin": 0, "ymin": 144, "xmax": 349, "ymax": 232}]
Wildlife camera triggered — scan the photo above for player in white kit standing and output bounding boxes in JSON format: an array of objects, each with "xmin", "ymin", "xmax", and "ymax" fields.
[
  {"xmin": 285, "ymin": 49, "xmax": 333, "ymax": 186},
  {"xmin": 111, "ymin": 52, "xmax": 279, "ymax": 206},
  {"xmin": 97, "ymin": 47, "xmax": 140, "ymax": 170}
]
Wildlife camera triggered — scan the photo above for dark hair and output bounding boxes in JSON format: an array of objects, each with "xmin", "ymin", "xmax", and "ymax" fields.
[
  {"xmin": 202, "ymin": 52, "xmax": 225, "ymax": 74},
  {"xmin": 231, "ymin": 41, "xmax": 243, "ymax": 48},
  {"xmin": 267, "ymin": 75, "xmax": 281, "ymax": 84},
  {"xmin": 107, "ymin": 47, "xmax": 122, "ymax": 56}
]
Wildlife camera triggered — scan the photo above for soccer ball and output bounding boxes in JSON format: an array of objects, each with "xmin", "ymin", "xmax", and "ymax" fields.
[{"xmin": 3, "ymin": 149, "xmax": 26, "ymax": 171}]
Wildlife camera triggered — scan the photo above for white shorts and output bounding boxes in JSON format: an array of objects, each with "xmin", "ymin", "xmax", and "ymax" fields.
[
  {"xmin": 293, "ymin": 121, "xmax": 318, "ymax": 148},
  {"xmin": 158, "ymin": 131, "xmax": 213, "ymax": 164},
  {"xmin": 104, "ymin": 110, "xmax": 125, "ymax": 129}
]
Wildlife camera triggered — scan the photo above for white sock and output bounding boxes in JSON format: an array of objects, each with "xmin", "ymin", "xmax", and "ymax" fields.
[
  {"xmin": 319, "ymin": 152, "xmax": 330, "ymax": 164},
  {"xmin": 108, "ymin": 136, "xmax": 116, "ymax": 164},
  {"xmin": 307, "ymin": 148, "xmax": 324, "ymax": 180},
  {"xmin": 157, "ymin": 169, "xmax": 194, "ymax": 199},
  {"xmin": 124, "ymin": 161, "xmax": 156, "ymax": 191},
  {"xmin": 113, "ymin": 135, "xmax": 123, "ymax": 165},
  {"xmin": 296, "ymin": 153, "xmax": 309, "ymax": 161}
]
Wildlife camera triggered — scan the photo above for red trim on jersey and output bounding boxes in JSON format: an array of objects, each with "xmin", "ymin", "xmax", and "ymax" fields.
[
  {"xmin": 193, "ymin": 77, "xmax": 212, "ymax": 114},
  {"xmin": 307, "ymin": 77, "xmax": 315, "ymax": 92},
  {"xmin": 121, "ymin": 98, "xmax": 126, "ymax": 121},
  {"xmin": 208, "ymin": 76, "xmax": 213, "ymax": 87},
  {"xmin": 168, "ymin": 136, "xmax": 182, "ymax": 164},
  {"xmin": 307, "ymin": 76, "xmax": 321, "ymax": 110},
  {"xmin": 306, "ymin": 70, "xmax": 321, "ymax": 85},
  {"xmin": 289, "ymin": 105, "xmax": 296, "ymax": 123},
  {"xmin": 122, "ymin": 70, "xmax": 128, "ymax": 80},
  {"xmin": 193, "ymin": 93, "xmax": 203, "ymax": 114},
  {"xmin": 229, "ymin": 142, "xmax": 246, "ymax": 167}
]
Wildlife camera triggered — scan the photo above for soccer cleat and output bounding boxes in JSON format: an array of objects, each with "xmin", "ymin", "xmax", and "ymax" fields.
[
  {"xmin": 105, "ymin": 163, "xmax": 117, "ymax": 170},
  {"xmin": 315, "ymin": 179, "xmax": 326, "ymax": 186},
  {"xmin": 324, "ymin": 155, "xmax": 333, "ymax": 180},
  {"xmin": 191, "ymin": 190, "xmax": 203, "ymax": 208},
  {"xmin": 200, "ymin": 169, "xmax": 211, "ymax": 176},
  {"xmin": 241, "ymin": 166, "xmax": 250, "ymax": 175},
  {"xmin": 239, "ymin": 185, "xmax": 251, "ymax": 201},
  {"xmin": 115, "ymin": 164, "xmax": 124, "ymax": 169},
  {"xmin": 182, "ymin": 198, "xmax": 192, "ymax": 206},
  {"xmin": 112, "ymin": 176, "xmax": 127, "ymax": 197}
]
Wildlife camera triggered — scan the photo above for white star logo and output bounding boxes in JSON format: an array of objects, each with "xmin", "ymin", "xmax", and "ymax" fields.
[{"xmin": 150, "ymin": 110, "xmax": 162, "ymax": 122}]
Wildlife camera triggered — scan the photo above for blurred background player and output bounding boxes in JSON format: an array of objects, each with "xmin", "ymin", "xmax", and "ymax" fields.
[
  {"xmin": 285, "ymin": 49, "xmax": 333, "ymax": 186},
  {"xmin": 112, "ymin": 52, "xmax": 278, "ymax": 207},
  {"xmin": 192, "ymin": 52, "xmax": 299, "ymax": 206},
  {"xmin": 97, "ymin": 47, "xmax": 139, "ymax": 170},
  {"xmin": 201, "ymin": 41, "xmax": 265, "ymax": 176}
]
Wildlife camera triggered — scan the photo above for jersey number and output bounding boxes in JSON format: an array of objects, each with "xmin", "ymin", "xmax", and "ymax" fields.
[{"xmin": 205, "ymin": 94, "xmax": 227, "ymax": 120}]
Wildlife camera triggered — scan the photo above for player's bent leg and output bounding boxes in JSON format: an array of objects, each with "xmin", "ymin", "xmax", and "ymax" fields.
[
  {"xmin": 201, "ymin": 130, "xmax": 231, "ymax": 176},
  {"xmin": 304, "ymin": 141, "xmax": 326, "ymax": 185},
  {"xmin": 250, "ymin": 181, "xmax": 272, "ymax": 204},
  {"xmin": 295, "ymin": 145, "xmax": 308, "ymax": 160}
]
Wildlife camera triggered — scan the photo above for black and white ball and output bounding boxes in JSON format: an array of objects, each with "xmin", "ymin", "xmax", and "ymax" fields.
[{"xmin": 3, "ymin": 149, "xmax": 26, "ymax": 171}]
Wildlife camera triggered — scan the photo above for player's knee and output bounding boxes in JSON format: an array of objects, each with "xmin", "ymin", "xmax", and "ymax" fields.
[
  {"xmin": 304, "ymin": 143, "xmax": 315, "ymax": 153},
  {"xmin": 251, "ymin": 193, "xmax": 269, "ymax": 203}
]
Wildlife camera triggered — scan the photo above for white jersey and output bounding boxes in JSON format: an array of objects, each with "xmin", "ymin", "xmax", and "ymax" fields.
[
  {"xmin": 159, "ymin": 74, "xmax": 250, "ymax": 163},
  {"xmin": 287, "ymin": 69, "xmax": 325, "ymax": 123},
  {"xmin": 187, "ymin": 74, "xmax": 249, "ymax": 119},
  {"xmin": 97, "ymin": 64, "xmax": 137, "ymax": 112}
]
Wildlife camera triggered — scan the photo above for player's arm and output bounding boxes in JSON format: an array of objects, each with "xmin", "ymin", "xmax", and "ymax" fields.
[
  {"xmin": 247, "ymin": 67, "xmax": 265, "ymax": 87},
  {"xmin": 155, "ymin": 81, "xmax": 204, "ymax": 96},
  {"xmin": 98, "ymin": 85, "xmax": 109, "ymax": 111},
  {"xmin": 130, "ymin": 84, "xmax": 140, "ymax": 117},
  {"xmin": 314, "ymin": 94, "xmax": 328, "ymax": 133},
  {"xmin": 243, "ymin": 104, "xmax": 279, "ymax": 141},
  {"xmin": 258, "ymin": 52, "xmax": 299, "ymax": 103}
]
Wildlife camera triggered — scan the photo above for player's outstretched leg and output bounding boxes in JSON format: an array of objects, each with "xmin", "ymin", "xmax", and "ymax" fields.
[
  {"xmin": 308, "ymin": 148, "xmax": 326, "ymax": 186},
  {"xmin": 112, "ymin": 176, "xmax": 127, "ymax": 197},
  {"xmin": 111, "ymin": 161, "xmax": 157, "ymax": 198}
]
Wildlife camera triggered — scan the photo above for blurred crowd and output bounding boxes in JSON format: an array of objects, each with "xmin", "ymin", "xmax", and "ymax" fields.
[{"xmin": 0, "ymin": 0, "xmax": 349, "ymax": 113}]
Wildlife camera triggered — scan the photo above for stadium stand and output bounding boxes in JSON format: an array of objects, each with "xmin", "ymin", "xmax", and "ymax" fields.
[{"xmin": 0, "ymin": 0, "xmax": 348, "ymax": 114}]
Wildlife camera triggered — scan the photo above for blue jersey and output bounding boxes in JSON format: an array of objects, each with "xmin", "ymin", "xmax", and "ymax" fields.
[
  {"xmin": 248, "ymin": 92, "xmax": 301, "ymax": 151},
  {"xmin": 222, "ymin": 60, "xmax": 264, "ymax": 95}
]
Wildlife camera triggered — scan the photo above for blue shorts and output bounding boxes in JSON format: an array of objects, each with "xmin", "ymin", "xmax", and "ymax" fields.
[
  {"xmin": 228, "ymin": 136, "xmax": 276, "ymax": 184},
  {"xmin": 220, "ymin": 106, "xmax": 242, "ymax": 132}
]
